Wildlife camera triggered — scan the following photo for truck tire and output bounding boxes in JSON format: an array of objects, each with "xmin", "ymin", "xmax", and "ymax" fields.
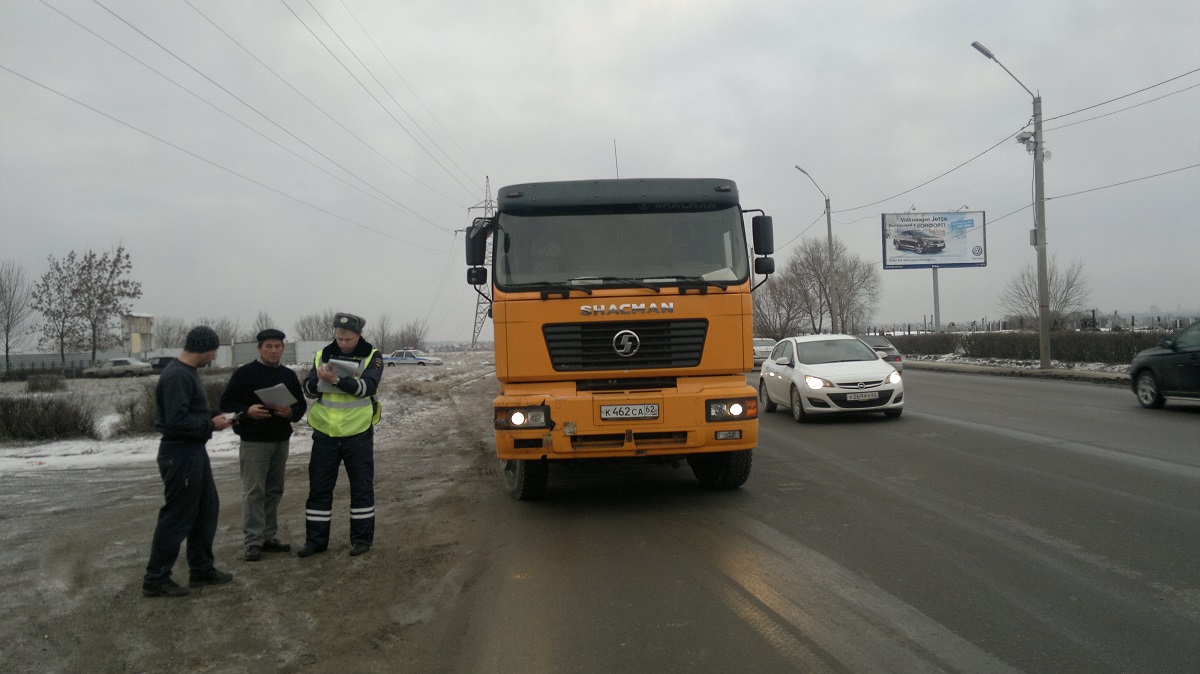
[
  {"xmin": 688, "ymin": 449, "xmax": 752, "ymax": 489},
  {"xmin": 501, "ymin": 458, "xmax": 549, "ymax": 500}
]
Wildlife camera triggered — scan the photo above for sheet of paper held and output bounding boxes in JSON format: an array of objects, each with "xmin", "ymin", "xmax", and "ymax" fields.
[
  {"xmin": 316, "ymin": 358, "xmax": 359, "ymax": 392},
  {"xmin": 254, "ymin": 383, "xmax": 299, "ymax": 407}
]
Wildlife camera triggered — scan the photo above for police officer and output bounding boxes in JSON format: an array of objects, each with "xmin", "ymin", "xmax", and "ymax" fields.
[{"xmin": 297, "ymin": 313, "xmax": 382, "ymax": 558}]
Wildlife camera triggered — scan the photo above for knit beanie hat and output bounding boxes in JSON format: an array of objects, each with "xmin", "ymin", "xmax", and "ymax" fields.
[{"xmin": 185, "ymin": 325, "xmax": 220, "ymax": 353}]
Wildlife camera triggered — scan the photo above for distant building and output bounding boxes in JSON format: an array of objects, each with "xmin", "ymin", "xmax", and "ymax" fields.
[{"xmin": 122, "ymin": 313, "xmax": 154, "ymax": 353}]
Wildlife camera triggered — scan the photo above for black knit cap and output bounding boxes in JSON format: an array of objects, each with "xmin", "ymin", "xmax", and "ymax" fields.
[
  {"xmin": 256, "ymin": 328, "xmax": 286, "ymax": 344},
  {"xmin": 333, "ymin": 312, "xmax": 366, "ymax": 334},
  {"xmin": 184, "ymin": 325, "xmax": 220, "ymax": 353}
]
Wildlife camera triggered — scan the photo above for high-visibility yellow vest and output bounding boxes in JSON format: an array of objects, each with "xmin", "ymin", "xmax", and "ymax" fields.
[{"xmin": 309, "ymin": 349, "xmax": 381, "ymax": 437}]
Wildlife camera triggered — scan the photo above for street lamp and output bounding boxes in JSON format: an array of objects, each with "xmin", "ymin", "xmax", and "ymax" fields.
[
  {"xmin": 972, "ymin": 40, "xmax": 1052, "ymax": 369},
  {"xmin": 794, "ymin": 165, "xmax": 840, "ymax": 333}
]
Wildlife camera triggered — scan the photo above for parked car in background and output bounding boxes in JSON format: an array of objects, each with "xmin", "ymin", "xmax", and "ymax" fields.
[
  {"xmin": 759, "ymin": 335, "xmax": 904, "ymax": 422},
  {"xmin": 893, "ymin": 229, "xmax": 945, "ymax": 254},
  {"xmin": 753, "ymin": 337, "xmax": 777, "ymax": 367},
  {"xmin": 855, "ymin": 334, "xmax": 903, "ymax": 373},
  {"xmin": 147, "ymin": 356, "xmax": 175, "ymax": 372},
  {"xmin": 383, "ymin": 348, "xmax": 444, "ymax": 366},
  {"xmin": 82, "ymin": 357, "xmax": 153, "ymax": 378},
  {"xmin": 1130, "ymin": 320, "xmax": 1200, "ymax": 409}
]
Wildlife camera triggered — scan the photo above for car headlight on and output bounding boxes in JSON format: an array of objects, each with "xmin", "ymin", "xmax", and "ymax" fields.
[
  {"xmin": 887, "ymin": 371, "xmax": 902, "ymax": 385},
  {"xmin": 495, "ymin": 405, "xmax": 552, "ymax": 430},
  {"xmin": 804, "ymin": 375, "xmax": 833, "ymax": 390},
  {"xmin": 706, "ymin": 397, "xmax": 758, "ymax": 421}
]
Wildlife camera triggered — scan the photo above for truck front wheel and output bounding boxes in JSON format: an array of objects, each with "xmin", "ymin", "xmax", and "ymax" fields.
[
  {"xmin": 688, "ymin": 450, "xmax": 752, "ymax": 489},
  {"xmin": 501, "ymin": 458, "xmax": 549, "ymax": 500}
]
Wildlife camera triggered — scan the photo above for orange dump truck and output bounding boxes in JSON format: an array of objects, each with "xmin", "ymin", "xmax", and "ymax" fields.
[{"xmin": 466, "ymin": 178, "xmax": 775, "ymax": 499}]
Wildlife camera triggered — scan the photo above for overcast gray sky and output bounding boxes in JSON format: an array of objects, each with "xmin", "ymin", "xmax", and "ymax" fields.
[{"xmin": 3, "ymin": 0, "xmax": 1198, "ymax": 344}]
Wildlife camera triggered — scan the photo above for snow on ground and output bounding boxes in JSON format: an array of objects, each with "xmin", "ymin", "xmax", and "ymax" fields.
[
  {"xmin": 0, "ymin": 351, "xmax": 495, "ymax": 474},
  {"xmin": 907, "ymin": 354, "xmax": 1129, "ymax": 374}
]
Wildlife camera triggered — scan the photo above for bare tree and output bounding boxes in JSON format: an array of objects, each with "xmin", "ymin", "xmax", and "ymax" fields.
[
  {"xmin": 0, "ymin": 260, "xmax": 37, "ymax": 372},
  {"xmin": 31, "ymin": 252, "xmax": 86, "ymax": 369},
  {"xmin": 835, "ymin": 255, "xmax": 881, "ymax": 335},
  {"xmin": 396, "ymin": 319, "xmax": 429, "ymax": 350},
  {"xmin": 252, "ymin": 311, "xmax": 276, "ymax": 336},
  {"xmin": 195, "ymin": 317, "xmax": 242, "ymax": 345},
  {"xmin": 294, "ymin": 309, "xmax": 338, "ymax": 341},
  {"xmin": 154, "ymin": 316, "xmax": 190, "ymax": 348},
  {"xmin": 756, "ymin": 237, "xmax": 880, "ymax": 337},
  {"xmin": 370, "ymin": 313, "xmax": 396, "ymax": 352},
  {"xmin": 998, "ymin": 255, "xmax": 1091, "ymax": 330},
  {"xmin": 75, "ymin": 246, "xmax": 143, "ymax": 362}
]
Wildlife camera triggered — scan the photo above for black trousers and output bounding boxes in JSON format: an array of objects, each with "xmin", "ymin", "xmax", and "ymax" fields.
[
  {"xmin": 144, "ymin": 441, "xmax": 219, "ymax": 581},
  {"xmin": 305, "ymin": 429, "xmax": 375, "ymax": 549}
]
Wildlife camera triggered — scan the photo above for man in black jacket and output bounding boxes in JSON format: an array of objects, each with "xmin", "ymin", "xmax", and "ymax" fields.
[
  {"xmin": 220, "ymin": 329, "xmax": 308, "ymax": 562},
  {"xmin": 142, "ymin": 325, "xmax": 235, "ymax": 598}
]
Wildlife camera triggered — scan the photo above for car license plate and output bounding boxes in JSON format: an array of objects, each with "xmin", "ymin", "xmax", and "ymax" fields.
[
  {"xmin": 845, "ymin": 391, "xmax": 879, "ymax": 401},
  {"xmin": 600, "ymin": 404, "xmax": 659, "ymax": 420}
]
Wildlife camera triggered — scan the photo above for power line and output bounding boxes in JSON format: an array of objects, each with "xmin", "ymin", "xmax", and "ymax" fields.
[
  {"xmin": 181, "ymin": 0, "xmax": 471, "ymax": 213},
  {"xmin": 1046, "ymin": 82, "xmax": 1200, "ymax": 132},
  {"xmin": 1044, "ymin": 67, "xmax": 1200, "ymax": 122},
  {"xmin": 1046, "ymin": 163, "xmax": 1200, "ymax": 201},
  {"xmin": 44, "ymin": 0, "xmax": 450, "ymax": 234},
  {"xmin": 282, "ymin": 0, "xmax": 479, "ymax": 199},
  {"xmin": 336, "ymin": 0, "xmax": 487, "ymax": 179},
  {"xmin": 776, "ymin": 212, "xmax": 826, "ymax": 252},
  {"xmin": 832, "ymin": 125, "xmax": 1029, "ymax": 214},
  {"xmin": 0, "ymin": 63, "xmax": 444, "ymax": 251}
]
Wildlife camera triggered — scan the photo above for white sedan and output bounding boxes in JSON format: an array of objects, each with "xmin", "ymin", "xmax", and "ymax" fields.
[{"xmin": 758, "ymin": 335, "xmax": 904, "ymax": 421}]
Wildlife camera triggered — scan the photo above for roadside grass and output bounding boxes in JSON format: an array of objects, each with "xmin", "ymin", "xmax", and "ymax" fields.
[{"xmin": 0, "ymin": 394, "xmax": 98, "ymax": 441}]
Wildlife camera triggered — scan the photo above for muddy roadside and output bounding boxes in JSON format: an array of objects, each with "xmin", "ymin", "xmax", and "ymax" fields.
[{"xmin": 0, "ymin": 359, "xmax": 501, "ymax": 673}]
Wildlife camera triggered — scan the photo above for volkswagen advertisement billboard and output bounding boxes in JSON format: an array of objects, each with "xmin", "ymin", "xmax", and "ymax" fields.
[{"xmin": 882, "ymin": 211, "xmax": 986, "ymax": 270}]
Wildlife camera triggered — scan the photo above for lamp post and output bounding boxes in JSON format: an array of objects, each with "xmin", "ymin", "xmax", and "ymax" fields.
[
  {"xmin": 794, "ymin": 165, "xmax": 840, "ymax": 333},
  {"xmin": 972, "ymin": 40, "xmax": 1052, "ymax": 369}
]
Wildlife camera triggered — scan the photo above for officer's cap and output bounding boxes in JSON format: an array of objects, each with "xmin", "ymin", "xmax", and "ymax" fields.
[{"xmin": 333, "ymin": 312, "xmax": 366, "ymax": 334}]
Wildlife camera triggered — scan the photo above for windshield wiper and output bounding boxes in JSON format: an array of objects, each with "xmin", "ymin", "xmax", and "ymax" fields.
[
  {"xmin": 656, "ymin": 275, "xmax": 730, "ymax": 292},
  {"xmin": 568, "ymin": 276, "xmax": 661, "ymax": 293},
  {"xmin": 509, "ymin": 281, "xmax": 592, "ymax": 298}
]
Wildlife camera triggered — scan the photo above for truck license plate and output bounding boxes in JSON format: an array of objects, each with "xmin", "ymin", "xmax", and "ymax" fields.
[
  {"xmin": 600, "ymin": 404, "xmax": 659, "ymax": 420},
  {"xmin": 845, "ymin": 391, "xmax": 879, "ymax": 401}
]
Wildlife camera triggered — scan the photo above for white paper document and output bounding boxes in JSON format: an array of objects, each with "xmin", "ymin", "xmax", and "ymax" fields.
[
  {"xmin": 254, "ymin": 383, "xmax": 298, "ymax": 408},
  {"xmin": 317, "ymin": 358, "xmax": 359, "ymax": 392}
]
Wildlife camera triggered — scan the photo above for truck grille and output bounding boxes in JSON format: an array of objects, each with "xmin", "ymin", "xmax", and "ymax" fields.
[{"xmin": 544, "ymin": 319, "xmax": 707, "ymax": 371}]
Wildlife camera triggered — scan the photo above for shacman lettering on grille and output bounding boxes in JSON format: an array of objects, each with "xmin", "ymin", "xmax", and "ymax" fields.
[{"xmin": 580, "ymin": 302, "xmax": 675, "ymax": 316}]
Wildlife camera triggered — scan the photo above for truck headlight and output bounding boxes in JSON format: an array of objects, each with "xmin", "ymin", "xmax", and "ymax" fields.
[
  {"xmin": 495, "ymin": 405, "xmax": 552, "ymax": 429},
  {"xmin": 706, "ymin": 397, "xmax": 758, "ymax": 422}
]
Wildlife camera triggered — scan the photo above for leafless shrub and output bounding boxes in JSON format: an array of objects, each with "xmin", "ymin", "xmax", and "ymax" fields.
[
  {"xmin": 26, "ymin": 374, "xmax": 66, "ymax": 393},
  {"xmin": 0, "ymin": 394, "xmax": 97, "ymax": 441}
]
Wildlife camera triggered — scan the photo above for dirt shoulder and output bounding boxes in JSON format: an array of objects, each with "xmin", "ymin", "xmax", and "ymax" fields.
[{"xmin": 0, "ymin": 358, "xmax": 500, "ymax": 674}]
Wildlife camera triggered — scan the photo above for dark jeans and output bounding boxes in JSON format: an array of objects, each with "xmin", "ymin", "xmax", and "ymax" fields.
[
  {"xmin": 144, "ymin": 441, "xmax": 219, "ymax": 581},
  {"xmin": 305, "ymin": 429, "xmax": 375, "ymax": 549}
]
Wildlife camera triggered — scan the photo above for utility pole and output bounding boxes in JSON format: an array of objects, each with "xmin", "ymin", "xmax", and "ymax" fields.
[
  {"xmin": 973, "ymin": 41, "xmax": 1052, "ymax": 368},
  {"xmin": 795, "ymin": 165, "xmax": 840, "ymax": 333}
]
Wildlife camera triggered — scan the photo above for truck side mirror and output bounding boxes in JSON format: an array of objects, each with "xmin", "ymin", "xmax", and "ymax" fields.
[
  {"xmin": 466, "ymin": 218, "xmax": 491, "ymax": 266},
  {"xmin": 467, "ymin": 267, "xmax": 488, "ymax": 286},
  {"xmin": 752, "ymin": 215, "xmax": 774, "ymax": 255},
  {"xmin": 754, "ymin": 257, "xmax": 775, "ymax": 275}
]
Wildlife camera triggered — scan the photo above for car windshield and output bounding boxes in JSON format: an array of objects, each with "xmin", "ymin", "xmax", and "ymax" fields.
[
  {"xmin": 754, "ymin": 339, "xmax": 775, "ymax": 347},
  {"xmin": 494, "ymin": 207, "xmax": 749, "ymax": 290},
  {"xmin": 794, "ymin": 339, "xmax": 880, "ymax": 365}
]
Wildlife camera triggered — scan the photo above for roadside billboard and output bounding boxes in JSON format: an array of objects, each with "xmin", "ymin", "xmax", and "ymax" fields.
[{"xmin": 882, "ymin": 211, "xmax": 986, "ymax": 270}]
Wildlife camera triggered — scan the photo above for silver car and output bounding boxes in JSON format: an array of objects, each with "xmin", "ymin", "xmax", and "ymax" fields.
[
  {"xmin": 82, "ymin": 357, "xmax": 153, "ymax": 378},
  {"xmin": 753, "ymin": 338, "xmax": 777, "ymax": 367}
]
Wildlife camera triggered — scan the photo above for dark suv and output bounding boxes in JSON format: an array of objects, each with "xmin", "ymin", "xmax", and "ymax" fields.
[
  {"xmin": 893, "ymin": 229, "xmax": 945, "ymax": 253},
  {"xmin": 1130, "ymin": 320, "xmax": 1200, "ymax": 409}
]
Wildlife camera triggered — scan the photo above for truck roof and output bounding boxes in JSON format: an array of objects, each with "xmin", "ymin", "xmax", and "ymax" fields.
[{"xmin": 497, "ymin": 178, "xmax": 740, "ymax": 212}]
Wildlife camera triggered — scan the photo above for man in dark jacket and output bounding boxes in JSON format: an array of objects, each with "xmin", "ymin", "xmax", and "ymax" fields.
[
  {"xmin": 142, "ymin": 325, "xmax": 235, "ymax": 598},
  {"xmin": 220, "ymin": 329, "xmax": 308, "ymax": 562}
]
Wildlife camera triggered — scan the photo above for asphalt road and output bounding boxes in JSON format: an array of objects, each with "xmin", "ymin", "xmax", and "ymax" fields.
[{"xmin": 433, "ymin": 369, "xmax": 1200, "ymax": 674}]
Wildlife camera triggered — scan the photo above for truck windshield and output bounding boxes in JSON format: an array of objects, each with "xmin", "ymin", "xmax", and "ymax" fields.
[{"xmin": 494, "ymin": 206, "xmax": 749, "ymax": 290}]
